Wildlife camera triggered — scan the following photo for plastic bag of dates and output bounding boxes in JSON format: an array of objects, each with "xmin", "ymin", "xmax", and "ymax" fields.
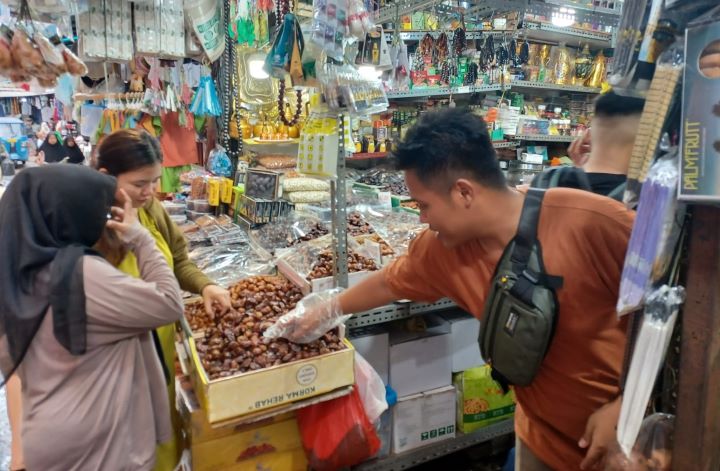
[
  {"xmin": 604, "ymin": 414, "xmax": 674, "ymax": 471},
  {"xmin": 184, "ymin": 276, "xmax": 348, "ymax": 380},
  {"xmin": 249, "ymin": 213, "xmax": 329, "ymax": 254}
]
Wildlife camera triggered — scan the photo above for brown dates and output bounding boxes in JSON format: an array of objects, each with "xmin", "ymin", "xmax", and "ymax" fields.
[{"xmin": 186, "ymin": 275, "xmax": 346, "ymax": 380}]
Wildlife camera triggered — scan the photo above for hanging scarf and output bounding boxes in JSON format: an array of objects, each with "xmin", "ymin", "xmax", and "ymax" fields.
[{"xmin": 0, "ymin": 165, "xmax": 116, "ymax": 381}]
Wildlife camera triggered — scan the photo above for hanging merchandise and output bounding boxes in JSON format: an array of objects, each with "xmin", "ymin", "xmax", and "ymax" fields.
[
  {"xmin": 574, "ymin": 44, "xmax": 593, "ymax": 84},
  {"xmin": 184, "ymin": 0, "xmax": 225, "ymax": 62},
  {"xmin": 318, "ymin": 61, "xmax": 388, "ymax": 114},
  {"xmin": 78, "ymin": 0, "xmax": 133, "ymax": 61},
  {"xmin": 265, "ymin": 11, "xmax": 302, "ymax": 79},
  {"xmin": 586, "ymin": 50, "xmax": 607, "ymax": 88},
  {"xmin": 356, "ymin": 27, "xmax": 392, "ymax": 69},
  {"xmin": 346, "ymin": 0, "xmax": 373, "ymax": 39},
  {"xmin": 297, "ymin": 112, "xmax": 352, "ymax": 177},
  {"xmin": 553, "ymin": 43, "xmax": 573, "ymax": 86},
  {"xmin": 134, "ymin": 0, "xmax": 186, "ymax": 58},
  {"xmin": 616, "ymin": 286, "xmax": 685, "ymax": 458},
  {"xmin": 231, "ymin": 0, "xmax": 255, "ymax": 46},
  {"xmin": 207, "ymin": 145, "xmax": 233, "ymax": 177},
  {"xmin": 190, "ymin": 70, "xmax": 223, "ymax": 117},
  {"xmin": 606, "ymin": 413, "xmax": 675, "ymax": 471},
  {"xmin": 310, "ymin": 0, "xmax": 349, "ymax": 60},
  {"xmin": 617, "ymin": 151, "xmax": 683, "ymax": 316},
  {"xmin": 0, "ymin": 0, "xmax": 87, "ymax": 86}
]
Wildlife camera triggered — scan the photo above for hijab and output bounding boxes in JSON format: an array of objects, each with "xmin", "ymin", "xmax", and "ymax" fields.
[
  {"xmin": 39, "ymin": 132, "xmax": 66, "ymax": 163},
  {"xmin": 64, "ymin": 136, "xmax": 85, "ymax": 164},
  {"xmin": 0, "ymin": 165, "xmax": 116, "ymax": 382}
]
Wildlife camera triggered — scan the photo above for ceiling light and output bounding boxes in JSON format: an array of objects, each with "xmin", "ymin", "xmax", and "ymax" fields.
[{"xmin": 551, "ymin": 7, "xmax": 576, "ymax": 28}]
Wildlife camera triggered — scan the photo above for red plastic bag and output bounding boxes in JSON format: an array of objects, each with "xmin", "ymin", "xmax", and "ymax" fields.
[{"xmin": 296, "ymin": 385, "xmax": 381, "ymax": 470}]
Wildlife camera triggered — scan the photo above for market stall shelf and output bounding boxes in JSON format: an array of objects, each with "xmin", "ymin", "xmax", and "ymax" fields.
[
  {"xmin": 512, "ymin": 134, "xmax": 576, "ymax": 142},
  {"xmin": 352, "ymin": 418, "xmax": 514, "ymax": 471},
  {"xmin": 392, "ymin": 30, "xmax": 514, "ymax": 41},
  {"xmin": 349, "ymin": 152, "xmax": 390, "ymax": 160},
  {"xmin": 386, "ymin": 84, "xmax": 505, "ymax": 99},
  {"xmin": 523, "ymin": 21, "xmax": 612, "ymax": 49},
  {"xmin": 492, "ymin": 141, "xmax": 520, "ymax": 149},
  {"xmin": 543, "ymin": 0, "xmax": 622, "ymax": 18},
  {"xmin": 510, "ymin": 80, "xmax": 602, "ymax": 94},
  {"xmin": 345, "ymin": 299, "xmax": 458, "ymax": 329}
]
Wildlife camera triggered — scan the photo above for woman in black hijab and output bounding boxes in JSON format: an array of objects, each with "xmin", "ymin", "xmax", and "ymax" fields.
[
  {"xmin": 38, "ymin": 132, "xmax": 66, "ymax": 163},
  {"xmin": 0, "ymin": 165, "xmax": 183, "ymax": 470},
  {"xmin": 63, "ymin": 135, "xmax": 86, "ymax": 164}
]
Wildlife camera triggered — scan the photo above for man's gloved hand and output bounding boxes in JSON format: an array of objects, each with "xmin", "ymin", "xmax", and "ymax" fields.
[{"xmin": 263, "ymin": 288, "xmax": 349, "ymax": 344}]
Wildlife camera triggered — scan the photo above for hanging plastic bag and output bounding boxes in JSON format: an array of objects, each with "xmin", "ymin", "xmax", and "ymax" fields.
[
  {"xmin": 184, "ymin": 0, "xmax": 225, "ymax": 62},
  {"xmin": 296, "ymin": 385, "xmax": 381, "ymax": 471},
  {"xmin": 310, "ymin": 0, "xmax": 347, "ymax": 60},
  {"xmin": 264, "ymin": 12, "xmax": 298, "ymax": 79},
  {"xmin": 190, "ymin": 72, "xmax": 222, "ymax": 117},
  {"xmin": 207, "ymin": 146, "xmax": 233, "ymax": 177},
  {"xmin": 289, "ymin": 18, "xmax": 305, "ymax": 84},
  {"xmin": 354, "ymin": 352, "xmax": 388, "ymax": 424},
  {"xmin": 606, "ymin": 413, "xmax": 675, "ymax": 471},
  {"xmin": 617, "ymin": 286, "xmax": 684, "ymax": 458},
  {"xmin": 617, "ymin": 150, "xmax": 683, "ymax": 316}
]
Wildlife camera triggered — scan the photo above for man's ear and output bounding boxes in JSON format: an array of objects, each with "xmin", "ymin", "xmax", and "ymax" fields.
[
  {"xmin": 98, "ymin": 168, "xmax": 108, "ymax": 175},
  {"xmin": 454, "ymin": 179, "xmax": 475, "ymax": 207}
]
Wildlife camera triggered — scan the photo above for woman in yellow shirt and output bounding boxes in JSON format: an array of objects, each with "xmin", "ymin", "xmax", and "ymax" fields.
[{"xmin": 7, "ymin": 129, "xmax": 232, "ymax": 471}]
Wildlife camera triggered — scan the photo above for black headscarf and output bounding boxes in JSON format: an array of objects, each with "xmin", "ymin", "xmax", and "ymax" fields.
[
  {"xmin": 63, "ymin": 136, "xmax": 85, "ymax": 164},
  {"xmin": 39, "ymin": 132, "xmax": 67, "ymax": 163},
  {"xmin": 0, "ymin": 165, "xmax": 116, "ymax": 382}
]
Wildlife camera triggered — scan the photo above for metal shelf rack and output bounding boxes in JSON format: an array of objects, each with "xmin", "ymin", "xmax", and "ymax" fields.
[
  {"xmin": 522, "ymin": 20, "xmax": 612, "ymax": 49},
  {"xmin": 386, "ymin": 84, "xmax": 504, "ymax": 99},
  {"xmin": 353, "ymin": 419, "xmax": 514, "ymax": 471},
  {"xmin": 394, "ymin": 30, "xmax": 513, "ymax": 41},
  {"xmin": 346, "ymin": 298, "xmax": 458, "ymax": 329},
  {"xmin": 510, "ymin": 80, "xmax": 601, "ymax": 94},
  {"xmin": 513, "ymin": 134, "xmax": 576, "ymax": 142}
]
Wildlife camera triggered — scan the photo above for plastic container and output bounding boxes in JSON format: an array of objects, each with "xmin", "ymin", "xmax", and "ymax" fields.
[
  {"xmin": 163, "ymin": 202, "xmax": 187, "ymax": 216},
  {"xmin": 187, "ymin": 209, "xmax": 211, "ymax": 221},
  {"xmin": 187, "ymin": 199, "xmax": 212, "ymax": 212}
]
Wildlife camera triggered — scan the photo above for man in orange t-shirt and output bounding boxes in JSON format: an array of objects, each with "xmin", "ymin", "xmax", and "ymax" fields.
[{"xmin": 267, "ymin": 108, "xmax": 635, "ymax": 470}]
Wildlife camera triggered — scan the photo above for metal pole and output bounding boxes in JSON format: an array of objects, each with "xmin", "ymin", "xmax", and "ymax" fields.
[{"xmin": 332, "ymin": 114, "xmax": 349, "ymax": 288}]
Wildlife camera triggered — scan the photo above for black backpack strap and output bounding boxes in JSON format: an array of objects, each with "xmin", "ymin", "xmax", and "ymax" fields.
[
  {"xmin": 531, "ymin": 166, "xmax": 593, "ymax": 192},
  {"xmin": 509, "ymin": 189, "xmax": 563, "ymax": 306}
]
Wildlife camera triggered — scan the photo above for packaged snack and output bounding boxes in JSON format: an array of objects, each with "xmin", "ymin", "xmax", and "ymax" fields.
[{"xmin": 453, "ymin": 365, "xmax": 515, "ymax": 433}]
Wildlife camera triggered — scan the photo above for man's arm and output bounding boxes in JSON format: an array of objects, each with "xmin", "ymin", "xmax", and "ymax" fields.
[{"xmin": 338, "ymin": 270, "xmax": 399, "ymax": 314}]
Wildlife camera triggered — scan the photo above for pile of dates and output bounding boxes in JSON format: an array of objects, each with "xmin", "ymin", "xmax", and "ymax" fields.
[
  {"xmin": 288, "ymin": 222, "xmax": 329, "ymax": 247},
  {"xmin": 185, "ymin": 276, "xmax": 346, "ymax": 380},
  {"xmin": 307, "ymin": 250, "xmax": 379, "ymax": 280},
  {"xmin": 347, "ymin": 212, "xmax": 375, "ymax": 236}
]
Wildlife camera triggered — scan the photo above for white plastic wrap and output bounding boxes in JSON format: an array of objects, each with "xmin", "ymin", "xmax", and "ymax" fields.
[
  {"xmin": 263, "ymin": 288, "xmax": 349, "ymax": 343},
  {"xmin": 617, "ymin": 285, "xmax": 685, "ymax": 458},
  {"xmin": 188, "ymin": 242, "xmax": 275, "ymax": 287},
  {"xmin": 617, "ymin": 151, "xmax": 683, "ymax": 316}
]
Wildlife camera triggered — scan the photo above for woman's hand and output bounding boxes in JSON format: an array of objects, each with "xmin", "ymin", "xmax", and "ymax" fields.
[
  {"xmin": 202, "ymin": 284, "xmax": 232, "ymax": 316},
  {"xmin": 106, "ymin": 189, "xmax": 140, "ymax": 241}
]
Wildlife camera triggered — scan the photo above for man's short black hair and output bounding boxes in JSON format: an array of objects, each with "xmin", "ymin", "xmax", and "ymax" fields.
[
  {"xmin": 392, "ymin": 108, "xmax": 506, "ymax": 190},
  {"xmin": 594, "ymin": 91, "xmax": 645, "ymax": 118}
]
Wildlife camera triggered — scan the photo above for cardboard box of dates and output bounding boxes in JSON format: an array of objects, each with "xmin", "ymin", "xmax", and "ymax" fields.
[{"xmin": 182, "ymin": 275, "xmax": 355, "ymax": 423}]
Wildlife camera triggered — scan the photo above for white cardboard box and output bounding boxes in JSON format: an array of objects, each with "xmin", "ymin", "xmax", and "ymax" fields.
[
  {"xmin": 349, "ymin": 326, "xmax": 390, "ymax": 384},
  {"xmin": 389, "ymin": 315, "xmax": 452, "ymax": 397},
  {"xmin": 392, "ymin": 385, "xmax": 457, "ymax": 454},
  {"xmin": 440, "ymin": 310, "xmax": 485, "ymax": 372}
]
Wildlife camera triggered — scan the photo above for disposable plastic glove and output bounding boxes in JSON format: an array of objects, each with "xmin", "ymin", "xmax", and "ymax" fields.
[{"xmin": 263, "ymin": 288, "xmax": 350, "ymax": 344}]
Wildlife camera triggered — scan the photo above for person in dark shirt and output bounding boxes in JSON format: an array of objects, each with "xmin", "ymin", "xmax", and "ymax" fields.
[{"xmin": 568, "ymin": 91, "xmax": 645, "ymax": 197}]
